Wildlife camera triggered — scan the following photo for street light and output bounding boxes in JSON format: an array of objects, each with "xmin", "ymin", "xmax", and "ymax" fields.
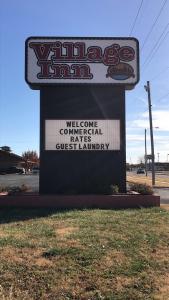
[{"xmin": 157, "ymin": 152, "xmax": 160, "ymax": 163}]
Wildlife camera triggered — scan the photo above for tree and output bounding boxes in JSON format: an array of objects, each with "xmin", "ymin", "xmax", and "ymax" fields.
[
  {"xmin": 22, "ymin": 150, "xmax": 39, "ymax": 171},
  {"xmin": 22, "ymin": 150, "xmax": 39, "ymax": 162},
  {"xmin": 0, "ymin": 146, "xmax": 12, "ymax": 152}
]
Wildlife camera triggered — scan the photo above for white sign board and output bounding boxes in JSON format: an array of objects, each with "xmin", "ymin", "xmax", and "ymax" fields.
[
  {"xmin": 25, "ymin": 37, "xmax": 139, "ymax": 89},
  {"xmin": 45, "ymin": 120, "xmax": 120, "ymax": 151}
]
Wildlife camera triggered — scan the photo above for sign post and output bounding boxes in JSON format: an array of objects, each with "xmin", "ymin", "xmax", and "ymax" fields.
[{"xmin": 25, "ymin": 37, "xmax": 139, "ymax": 195}]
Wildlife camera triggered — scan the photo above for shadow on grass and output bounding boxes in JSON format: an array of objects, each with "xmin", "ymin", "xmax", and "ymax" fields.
[
  {"xmin": 0, "ymin": 207, "xmax": 143, "ymax": 224},
  {"xmin": 0, "ymin": 208, "xmax": 72, "ymax": 224},
  {"xmin": 0, "ymin": 207, "xmax": 127, "ymax": 224},
  {"xmin": 0, "ymin": 205, "xmax": 155, "ymax": 224}
]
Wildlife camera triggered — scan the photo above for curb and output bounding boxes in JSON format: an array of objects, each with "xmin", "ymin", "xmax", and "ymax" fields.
[{"xmin": 0, "ymin": 194, "xmax": 160, "ymax": 209}]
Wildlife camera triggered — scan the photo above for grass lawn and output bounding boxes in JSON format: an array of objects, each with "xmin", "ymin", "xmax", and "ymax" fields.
[{"xmin": 0, "ymin": 207, "xmax": 169, "ymax": 300}]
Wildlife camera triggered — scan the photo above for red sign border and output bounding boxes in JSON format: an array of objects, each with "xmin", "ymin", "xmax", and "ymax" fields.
[{"xmin": 25, "ymin": 36, "xmax": 140, "ymax": 90}]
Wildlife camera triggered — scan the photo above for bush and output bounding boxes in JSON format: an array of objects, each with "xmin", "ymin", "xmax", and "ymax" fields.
[
  {"xmin": 0, "ymin": 185, "xmax": 7, "ymax": 193},
  {"xmin": 0, "ymin": 184, "xmax": 29, "ymax": 195},
  {"xmin": 129, "ymin": 182, "xmax": 153, "ymax": 195},
  {"xmin": 110, "ymin": 184, "xmax": 119, "ymax": 194},
  {"xmin": 7, "ymin": 184, "xmax": 29, "ymax": 195}
]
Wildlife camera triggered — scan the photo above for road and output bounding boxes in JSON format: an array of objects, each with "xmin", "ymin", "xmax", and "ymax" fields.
[{"xmin": 0, "ymin": 174, "xmax": 39, "ymax": 192}]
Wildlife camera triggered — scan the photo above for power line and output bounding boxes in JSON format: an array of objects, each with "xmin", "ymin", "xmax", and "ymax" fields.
[
  {"xmin": 141, "ymin": 0, "xmax": 168, "ymax": 51},
  {"xmin": 129, "ymin": 0, "xmax": 144, "ymax": 36},
  {"xmin": 150, "ymin": 66, "xmax": 169, "ymax": 81},
  {"xmin": 142, "ymin": 23, "xmax": 169, "ymax": 67},
  {"xmin": 142, "ymin": 31, "xmax": 169, "ymax": 70},
  {"xmin": 155, "ymin": 90, "xmax": 169, "ymax": 102}
]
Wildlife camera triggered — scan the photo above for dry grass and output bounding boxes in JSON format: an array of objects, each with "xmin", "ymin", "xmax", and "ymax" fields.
[
  {"xmin": 160, "ymin": 204, "xmax": 169, "ymax": 211},
  {"xmin": 0, "ymin": 208, "xmax": 169, "ymax": 299},
  {"xmin": 127, "ymin": 174, "xmax": 169, "ymax": 187},
  {"xmin": 153, "ymin": 273, "xmax": 169, "ymax": 300},
  {"xmin": 56, "ymin": 226, "xmax": 79, "ymax": 236}
]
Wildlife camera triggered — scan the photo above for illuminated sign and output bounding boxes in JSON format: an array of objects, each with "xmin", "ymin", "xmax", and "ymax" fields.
[
  {"xmin": 45, "ymin": 120, "xmax": 120, "ymax": 151},
  {"xmin": 25, "ymin": 37, "xmax": 139, "ymax": 89}
]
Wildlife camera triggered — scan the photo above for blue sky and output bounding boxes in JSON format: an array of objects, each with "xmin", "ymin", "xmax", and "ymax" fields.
[{"xmin": 0, "ymin": 0, "xmax": 169, "ymax": 163}]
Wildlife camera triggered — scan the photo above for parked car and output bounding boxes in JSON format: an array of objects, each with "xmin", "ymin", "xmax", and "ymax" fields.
[
  {"xmin": 0, "ymin": 166, "xmax": 24, "ymax": 174},
  {"xmin": 32, "ymin": 167, "xmax": 39, "ymax": 174},
  {"xmin": 137, "ymin": 168, "xmax": 145, "ymax": 174}
]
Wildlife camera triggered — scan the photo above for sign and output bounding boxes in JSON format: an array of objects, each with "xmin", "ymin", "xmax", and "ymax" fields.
[
  {"xmin": 45, "ymin": 120, "xmax": 120, "ymax": 151},
  {"xmin": 25, "ymin": 37, "xmax": 139, "ymax": 89}
]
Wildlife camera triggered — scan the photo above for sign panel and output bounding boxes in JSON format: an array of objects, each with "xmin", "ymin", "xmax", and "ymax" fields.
[
  {"xmin": 45, "ymin": 120, "xmax": 120, "ymax": 151},
  {"xmin": 25, "ymin": 37, "xmax": 139, "ymax": 89}
]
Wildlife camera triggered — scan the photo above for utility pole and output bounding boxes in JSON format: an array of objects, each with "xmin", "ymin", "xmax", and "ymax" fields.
[
  {"xmin": 144, "ymin": 81, "xmax": 155, "ymax": 186},
  {"xmin": 145, "ymin": 128, "xmax": 148, "ymax": 176}
]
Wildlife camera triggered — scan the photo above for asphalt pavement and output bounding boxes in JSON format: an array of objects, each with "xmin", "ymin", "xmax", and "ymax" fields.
[
  {"xmin": 0, "ymin": 174, "xmax": 39, "ymax": 192},
  {"xmin": 153, "ymin": 188, "xmax": 169, "ymax": 204}
]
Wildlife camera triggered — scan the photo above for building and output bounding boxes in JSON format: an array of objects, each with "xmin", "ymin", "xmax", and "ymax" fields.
[{"xmin": 0, "ymin": 150, "xmax": 24, "ymax": 172}]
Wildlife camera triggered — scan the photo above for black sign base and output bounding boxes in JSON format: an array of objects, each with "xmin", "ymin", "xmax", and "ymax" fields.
[{"xmin": 40, "ymin": 86, "xmax": 126, "ymax": 194}]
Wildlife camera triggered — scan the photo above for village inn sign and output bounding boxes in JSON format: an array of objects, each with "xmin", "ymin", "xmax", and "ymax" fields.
[{"xmin": 25, "ymin": 37, "xmax": 139, "ymax": 195}]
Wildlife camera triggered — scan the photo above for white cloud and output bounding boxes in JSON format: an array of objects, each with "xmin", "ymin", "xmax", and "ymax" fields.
[
  {"xmin": 129, "ymin": 110, "xmax": 169, "ymax": 131},
  {"xmin": 152, "ymin": 111, "xmax": 169, "ymax": 131},
  {"xmin": 127, "ymin": 134, "xmax": 144, "ymax": 142},
  {"xmin": 126, "ymin": 110, "xmax": 169, "ymax": 163}
]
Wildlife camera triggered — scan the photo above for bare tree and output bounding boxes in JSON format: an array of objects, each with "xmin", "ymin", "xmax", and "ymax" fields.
[{"xmin": 22, "ymin": 150, "xmax": 39, "ymax": 172}]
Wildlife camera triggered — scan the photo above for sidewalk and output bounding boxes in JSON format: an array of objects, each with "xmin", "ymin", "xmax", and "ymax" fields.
[{"xmin": 153, "ymin": 187, "xmax": 169, "ymax": 204}]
